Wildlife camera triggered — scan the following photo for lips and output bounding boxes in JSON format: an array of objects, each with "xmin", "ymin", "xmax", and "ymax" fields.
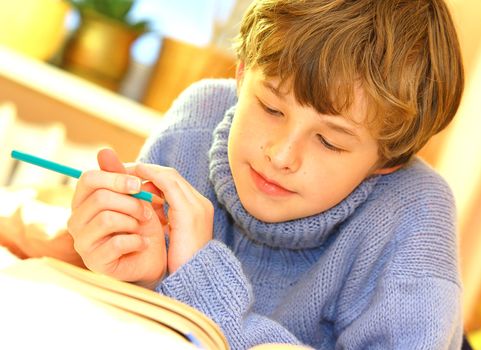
[{"xmin": 249, "ymin": 167, "xmax": 294, "ymax": 196}]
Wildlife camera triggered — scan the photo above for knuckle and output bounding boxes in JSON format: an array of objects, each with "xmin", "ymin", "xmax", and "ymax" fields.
[
  {"xmin": 113, "ymin": 173, "xmax": 125, "ymax": 192},
  {"xmin": 204, "ymin": 200, "xmax": 214, "ymax": 215},
  {"xmin": 79, "ymin": 170, "xmax": 96, "ymax": 187},
  {"xmin": 91, "ymin": 189, "xmax": 110, "ymax": 206},
  {"xmin": 112, "ymin": 234, "xmax": 131, "ymax": 251},
  {"xmin": 125, "ymin": 217, "xmax": 139, "ymax": 232},
  {"xmin": 97, "ymin": 211, "xmax": 115, "ymax": 230},
  {"xmin": 201, "ymin": 196, "xmax": 214, "ymax": 212},
  {"xmin": 166, "ymin": 167, "xmax": 179, "ymax": 177}
]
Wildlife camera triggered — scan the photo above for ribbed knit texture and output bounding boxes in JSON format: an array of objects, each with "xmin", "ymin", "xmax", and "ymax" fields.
[{"xmin": 139, "ymin": 79, "xmax": 463, "ymax": 350}]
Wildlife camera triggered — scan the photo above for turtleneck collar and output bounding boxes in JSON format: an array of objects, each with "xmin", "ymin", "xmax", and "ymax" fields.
[{"xmin": 209, "ymin": 106, "xmax": 379, "ymax": 249}]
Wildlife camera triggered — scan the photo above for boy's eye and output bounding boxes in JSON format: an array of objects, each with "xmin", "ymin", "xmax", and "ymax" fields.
[
  {"xmin": 257, "ymin": 98, "xmax": 283, "ymax": 116},
  {"xmin": 317, "ymin": 134, "xmax": 343, "ymax": 153}
]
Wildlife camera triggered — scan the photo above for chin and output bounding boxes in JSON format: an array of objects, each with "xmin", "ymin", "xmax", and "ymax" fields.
[
  {"xmin": 252, "ymin": 212, "xmax": 285, "ymax": 223},
  {"xmin": 243, "ymin": 203, "xmax": 294, "ymax": 223}
]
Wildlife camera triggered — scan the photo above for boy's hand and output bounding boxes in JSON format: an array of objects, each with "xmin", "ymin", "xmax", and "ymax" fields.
[
  {"xmin": 67, "ymin": 149, "xmax": 167, "ymax": 289},
  {"xmin": 133, "ymin": 163, "xmax": 214, "ymax": 274}
]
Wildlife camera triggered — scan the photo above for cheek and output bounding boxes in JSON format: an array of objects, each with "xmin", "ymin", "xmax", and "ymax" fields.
[
  {"xmin": 301, "ymin": 158, "xmax": 368, "ymax": 209},
  {"xmin": 229, "ymin": 117, "xmax": 256, "ymax": 166},
  {"xmin": 231, "ymin": 109, "xmax": 266, "ymax": 149}
]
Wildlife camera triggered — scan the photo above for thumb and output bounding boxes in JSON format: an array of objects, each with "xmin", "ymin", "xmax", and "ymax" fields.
[{"xmin": 97, "ymin": 148, "xmax": 126, "ymax": 174}]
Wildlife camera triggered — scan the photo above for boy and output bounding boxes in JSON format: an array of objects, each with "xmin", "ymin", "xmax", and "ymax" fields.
[{"xmin": 67, "ymin": 0, "xmax": 465, "ymax": 348}]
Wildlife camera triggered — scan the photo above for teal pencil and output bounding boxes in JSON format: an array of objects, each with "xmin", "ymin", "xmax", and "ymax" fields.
[{"xmin": 11, "ymin": 149, "xmax": 156, "ymax": 203}]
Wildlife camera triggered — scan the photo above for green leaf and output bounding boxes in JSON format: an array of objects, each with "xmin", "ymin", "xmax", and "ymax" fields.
[
  {"xmin": 67, "ymin": 0, "xmax": 147, "ymax": 30},
  {"xmin": 92, "ymin": 0, "xmax": 133, "ymax": 21}
]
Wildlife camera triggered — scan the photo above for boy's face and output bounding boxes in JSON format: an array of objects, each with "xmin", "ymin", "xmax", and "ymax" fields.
[{"xmin": 228, "ymin": 66, "xmax": 393, "ymax": 223}]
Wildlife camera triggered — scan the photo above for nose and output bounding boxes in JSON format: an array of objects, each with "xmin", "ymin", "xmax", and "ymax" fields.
[{"xmin": 265, "ymin": 133, "xmax": 302, "ymax": 172}]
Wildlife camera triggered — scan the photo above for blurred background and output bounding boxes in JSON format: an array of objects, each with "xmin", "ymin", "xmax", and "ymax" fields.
[{"xmin": 0, "ymin": 0, "xmax": 480, "ymax": 346}]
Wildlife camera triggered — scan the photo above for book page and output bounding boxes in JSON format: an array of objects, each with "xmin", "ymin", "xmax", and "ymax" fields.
[
  {"xmin": 0, "ymin": 246, "xmax": 19, "ymax": 269},
  {"xmin": 0, "ymin": 257, "xmax": 228, "ymax": 350},
  {"xmin": 0, "ymin": 271, "xmax": 196, "ymax": 350}
]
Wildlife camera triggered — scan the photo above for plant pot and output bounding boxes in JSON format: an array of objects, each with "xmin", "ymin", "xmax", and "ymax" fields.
[
  {"xmin": 61, "ymin": 13, "xmax": 141, "ymax": 90},
  {"xmin": 142, "ymin": 37, "xmax": 236, "ymax": 113}
]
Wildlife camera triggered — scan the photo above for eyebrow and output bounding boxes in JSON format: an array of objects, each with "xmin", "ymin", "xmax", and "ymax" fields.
[
  {"xmin": 324, "ymin": 119, "xmax": 360, "ymax": 141},
  {"xmin": 262, "ymin": 80, "xmax": 284, "ymax": 98}
]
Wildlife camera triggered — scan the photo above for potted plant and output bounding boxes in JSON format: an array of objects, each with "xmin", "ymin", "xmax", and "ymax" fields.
[{"xmin": 61, "ymin": 0, "xmax": 149, "ymax": 90}]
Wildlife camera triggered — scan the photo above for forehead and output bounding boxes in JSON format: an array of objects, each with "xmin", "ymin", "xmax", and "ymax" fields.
[{"xmin": 251, "ymin": 68, "xmax": 370, "ymax": 126}]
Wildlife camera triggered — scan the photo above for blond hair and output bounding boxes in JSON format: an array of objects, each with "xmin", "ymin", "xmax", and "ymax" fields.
[{"xmin": 234, "ymin": 0, "xmax": 464, "ymax": 167}]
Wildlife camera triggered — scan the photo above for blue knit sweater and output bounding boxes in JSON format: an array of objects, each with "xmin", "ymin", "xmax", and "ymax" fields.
[{"xmin": 139, "ymin": 79, "xmax": 462, "ymax": 349}]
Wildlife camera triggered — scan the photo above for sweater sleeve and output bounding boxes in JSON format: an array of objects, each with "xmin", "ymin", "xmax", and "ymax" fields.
[{"xmin": 157, "ymin": 240, "xmax": 308, "ymax": 349}]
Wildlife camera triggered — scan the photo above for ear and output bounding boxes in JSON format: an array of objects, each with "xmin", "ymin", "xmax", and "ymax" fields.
[
  {"xmin": 235, "ymin": 60, "xmax": 245, "ymax": 90},
  {"xmin": 372, "ymin": 164, "xmax": 402, "ymax": 175}
]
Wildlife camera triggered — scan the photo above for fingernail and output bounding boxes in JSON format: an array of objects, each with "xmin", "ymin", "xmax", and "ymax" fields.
[{"xmin": 127, "ymin": 177, "xmax": 141, "ymax": 193}]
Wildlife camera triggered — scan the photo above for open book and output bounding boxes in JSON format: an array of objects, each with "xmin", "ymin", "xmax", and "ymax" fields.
[{"xmin": 0, "ymin": 257, "xmax": 228, "ymax": 350}]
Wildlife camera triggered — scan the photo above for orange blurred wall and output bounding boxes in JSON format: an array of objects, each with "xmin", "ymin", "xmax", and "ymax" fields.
[{"xmin": 419, "ymin": 0, "xmax": 481, "ymax": 332}]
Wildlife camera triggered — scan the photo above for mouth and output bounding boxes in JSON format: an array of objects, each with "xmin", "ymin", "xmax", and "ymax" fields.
[{"xmin": 249, "ymin": 167, "xmax": 295, "ymax": 196}]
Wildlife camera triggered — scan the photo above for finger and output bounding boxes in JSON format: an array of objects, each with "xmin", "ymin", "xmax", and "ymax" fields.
[
  {"xmin": 123, "ymin": 169, "xmax": 168, "ymax": 225},
  {"xmin": 132, "ymin": 164, "xmax": 194, "ymax": 224},
  {"xmin": 72, "ymin": 210, "xmax": 140, "ymax": 256},
  {"xmin": 97, "ymin": 149, "xmax": 158, "ymax": 220},
  {"xmin": 83, "ymin": 233, "xmax": 145, "ymax": 272},
  {"xmin": 152, "ymin": 205, "xmax": 168, "ymax": 226},
  {"xmin": 140, "ymin": 181, "xmax": 165, "ymax": 200},
  {"xmin": 72, "ymin": 148, "xmax": 136, "ymax": 209},
  {"xmin": 134, "ymin": 164, "xmax": 200, "ymax": 208},
  {"xmin": 97, "ymin": 148, "xmax": 127, "ymax": 174},
  {"xmin": 69, "ymin": 189, "xmax": 153, "ymax": 234},
  {"xmin": 125, "ymin": 165, "xmax": 167, "ymax": 223},
  {"xmin": 124, "ymin": 163, "xmax": 137, "ymax": 175},
  {"xmin": 125, "ymin": 165, "xmax": 165, "ymax": 201},
  {"xmin": 72, "ymin": 170, "xmax": 142, "ymax": 209}
]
